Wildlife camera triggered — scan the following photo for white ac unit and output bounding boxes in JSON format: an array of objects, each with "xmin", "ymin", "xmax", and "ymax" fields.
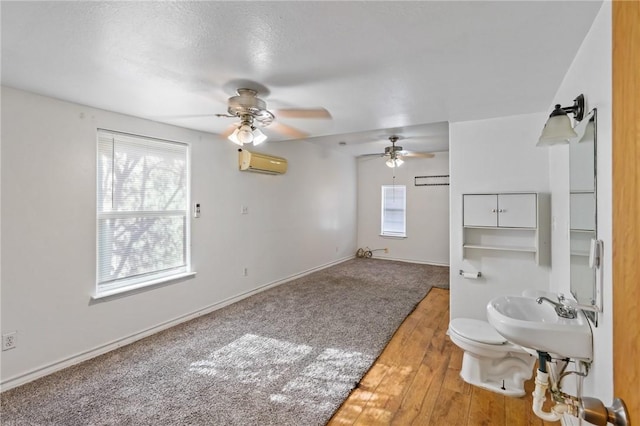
[{"xmin": 238, "ymin": 149, "xmax": 288, "ymax": 175}]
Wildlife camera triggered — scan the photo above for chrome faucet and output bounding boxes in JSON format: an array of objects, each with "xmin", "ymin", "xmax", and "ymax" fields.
[{"xmin": 536, "ymin": 295, "xmax": 577, "ymax": 319}]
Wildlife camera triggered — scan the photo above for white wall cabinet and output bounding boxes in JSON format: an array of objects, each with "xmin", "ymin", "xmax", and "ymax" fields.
[
  {"xmin": 462, "ymin": 193, "xmax": 548, "ymax": 264},
  {"xmin": 463, "ymin": 193, "xmax": 536, "ymax": 228}
]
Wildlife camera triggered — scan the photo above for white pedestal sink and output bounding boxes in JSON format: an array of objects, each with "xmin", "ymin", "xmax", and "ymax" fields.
[{"xmin": 487, "ymin": 295, "xmax": 593, "ymax": 360}]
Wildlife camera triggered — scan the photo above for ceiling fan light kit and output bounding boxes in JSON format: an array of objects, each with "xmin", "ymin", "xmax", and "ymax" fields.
[
  {"xmin": 250, "ymin": 128, "xmax": 267, "ymax": 145},
  {"xmin": 385, "ymin": 136, "xmax": 405, "ymax": 168},
  {"xmin": 386, "ymin": 157, "xmax": 404, "ymax": 168},
  {"xmin": 217, "ymin": 86, "xmax": 331, "ymax": 146},
  {"xmin": 227, "ymin": 117, "xmax": 267, "ymax": 146}
]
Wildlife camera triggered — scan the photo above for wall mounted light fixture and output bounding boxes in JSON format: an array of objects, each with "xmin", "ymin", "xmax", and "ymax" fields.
[{"xmin": 537, "ymin": 94, "xmax": 585, "ymax": 146}]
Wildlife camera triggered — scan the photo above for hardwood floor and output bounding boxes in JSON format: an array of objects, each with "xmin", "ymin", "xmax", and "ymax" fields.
[{"xmin": 328, "ymin": 288, "xmax": 559, "ymax": 426}]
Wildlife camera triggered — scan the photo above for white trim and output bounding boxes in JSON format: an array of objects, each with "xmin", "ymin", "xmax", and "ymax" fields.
[
  {"xmin": 0, "ymin": 256, "xmax": 353, "ymax": 392},
  {"xmin": 92, "ymin": 271, "xmax": 197, "ymax": 300},
  {"xmin": 371, "ymin": 255, "xmax": 450, "ymax": 267}
]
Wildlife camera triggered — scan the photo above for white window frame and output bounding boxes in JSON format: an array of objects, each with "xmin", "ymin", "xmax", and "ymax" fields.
[
  {"xmin": 95, "ymin": 129, "xmax": 193, "ymax": 299},
  {"xmin": 381, "ymin": 185, "xmax": 407, "ymax": 238}
]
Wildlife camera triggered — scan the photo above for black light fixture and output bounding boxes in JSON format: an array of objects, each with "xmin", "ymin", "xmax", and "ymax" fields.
[{"xmin": 537, "ymin": 94, "xmax": 585, "ymax": 146}]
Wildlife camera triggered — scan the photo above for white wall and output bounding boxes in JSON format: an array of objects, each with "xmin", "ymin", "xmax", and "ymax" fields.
[
  {"xmin": 356, "ymin": 153, "xmax": 449, "ymax": 265},
  {"xmin": 547, "ymin": 2, "xmax": 612, "ymax": 404},
  {"xmin": 449, "ymin": 113, "xmax": 551, "ymax": 321},
  {"xmin": 0, "ymin": 87, "xmax": 357, "ymax": 387}
]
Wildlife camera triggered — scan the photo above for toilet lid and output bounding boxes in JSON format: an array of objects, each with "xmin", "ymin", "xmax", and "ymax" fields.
[{"xmin": 450, "ymin": 318, "xmax": 507, "ymax": 345}]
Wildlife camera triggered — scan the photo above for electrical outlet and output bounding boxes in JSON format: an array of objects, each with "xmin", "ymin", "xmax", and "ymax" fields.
[
  {"xmin": 243, "ymin": 267, "xmax": 248, "ymax": 277},
  {"xmin": 241, "ymin": 205, "xmax": 249, "ymax": 215},
  {"xmin": 2, "ymin": 331, "xmax": 17, "ymax": 351}
]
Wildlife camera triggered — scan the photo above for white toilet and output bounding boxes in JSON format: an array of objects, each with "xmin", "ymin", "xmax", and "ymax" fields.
[{"xmin": 448, "ymin": 317, "xmax": 536, "ymax": 397}]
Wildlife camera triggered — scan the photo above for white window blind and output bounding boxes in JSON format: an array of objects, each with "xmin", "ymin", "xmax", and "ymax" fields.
[
  {"xmin": 97, "ymin": 130, "xmax": 190, "ymax": 295},
  {"xmin": 381, "ymin": 185, "xmax": 406, "ymax": 237}
]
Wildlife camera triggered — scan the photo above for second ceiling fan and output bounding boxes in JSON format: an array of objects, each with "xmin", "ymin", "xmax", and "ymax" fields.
[
  {"xmin": 362, "ymin": 136, "xmax": 435, "ymax": 168},
  {"xmin": 216, "ymin": 88, "xmax": 331, "ymax": 145}
]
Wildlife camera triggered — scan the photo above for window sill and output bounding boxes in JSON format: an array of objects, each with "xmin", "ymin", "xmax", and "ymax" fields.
[
  {"xmin": 379, "ymin": 234, "xmax": 407, "ymax": 239},
  {"xmin": 92, "ymin": 271, "xmax": 197, "ymax": 301}
]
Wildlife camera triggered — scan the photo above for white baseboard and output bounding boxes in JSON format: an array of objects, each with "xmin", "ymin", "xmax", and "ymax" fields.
[
  {"xmin": 0, "ymin": 256, "xmax": 353, "ymax": 392},
  {"xmin": 373, "ymin": 255, "xmax": 450, "ymax": 267}
]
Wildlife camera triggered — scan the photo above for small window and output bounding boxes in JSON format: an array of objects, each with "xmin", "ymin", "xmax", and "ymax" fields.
[
  {"xmin": 381, "ymin": 185, "xmax": 406, "ymax": 237},
  {"xmin": 96, "ymin": 130, "xmax": 190, "ymax": 296}
]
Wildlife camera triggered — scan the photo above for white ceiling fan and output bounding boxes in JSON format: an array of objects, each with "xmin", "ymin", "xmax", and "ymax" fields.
[
  {"xmin": 215, "ymin": 87, "xmax": 331, "ymax": 146},
  {"xmin": 361, "ymin": 136, "xmax": 435, "ymax": 167}
]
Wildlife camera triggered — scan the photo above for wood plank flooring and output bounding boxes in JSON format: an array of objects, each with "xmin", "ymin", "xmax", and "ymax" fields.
[{"xmin": 328, "ymin": 288, "xmax": 559, "ymax": 426}]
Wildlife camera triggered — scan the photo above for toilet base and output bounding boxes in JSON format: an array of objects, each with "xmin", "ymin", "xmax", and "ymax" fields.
[{"xmin": 459, "ymin": 351, "xmax": 535, "ymax": 397}]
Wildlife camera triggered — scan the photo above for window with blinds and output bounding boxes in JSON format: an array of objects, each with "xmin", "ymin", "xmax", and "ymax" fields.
[
  {"xmin": 381, "ymin": 185, "xmax": 406, "ymax": 237},
  {"xmin": 97, "ymin": 130, "xmax": 190, "ymax": 296}
]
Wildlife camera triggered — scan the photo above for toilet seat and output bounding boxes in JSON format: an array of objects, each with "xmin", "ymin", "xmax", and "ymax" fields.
[
  {"xmin": 448, "ymin": 318, "xmax": 528, "ymax": 356},
  {"xmin": 449, "ymin": 318, "xmax": 506, "ymax": 345}
]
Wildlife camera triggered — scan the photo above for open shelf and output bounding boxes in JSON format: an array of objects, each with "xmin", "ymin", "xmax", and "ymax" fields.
[{"xmin": 464, "ymin": 244, "xmax": 537, "ymax": 253}]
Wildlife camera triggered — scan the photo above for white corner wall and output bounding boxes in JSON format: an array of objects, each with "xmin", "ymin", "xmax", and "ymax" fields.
[
  {"xmin": 0, "ymin": 87, "xmax": 357, "ymax": 388},
  {"xmin": 547, "ymin": 2, "xmax": 612, "ymax": 404},
  {"xmin": 356, "ymin": 153, "xmax": 450, "ymax": 265},
  {"xmin": 449, "ymin": 113, "xmax": 551, "ymax": 321}
]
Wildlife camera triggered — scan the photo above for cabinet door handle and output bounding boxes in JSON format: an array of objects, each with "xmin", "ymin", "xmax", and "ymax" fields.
[
  {"xmin": 492, "ymin": 209, "xmax": 496, "ymax": 213},
  {"xmin": 499, "ymin": 209, "xmax": 505, "ymax": 213}
]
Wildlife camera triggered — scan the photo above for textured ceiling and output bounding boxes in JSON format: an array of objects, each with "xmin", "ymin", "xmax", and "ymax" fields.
[{"xmin": 1, "ymin": 1, "xmax": 602, "ymax": 156}]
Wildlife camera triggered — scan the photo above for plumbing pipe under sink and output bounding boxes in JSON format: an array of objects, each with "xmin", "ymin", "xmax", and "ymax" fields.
[
  {"xmin": 532, "ymin": 351, "xmax": 577, "ymax": 422},
  {"xmin": 532, "ymin": 369, "xmax": 569, "ymax": 422}
]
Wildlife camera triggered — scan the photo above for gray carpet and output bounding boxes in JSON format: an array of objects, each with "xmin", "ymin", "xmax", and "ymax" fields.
[{"xmin": 1, "ymin": 258, "xmax": 449, "ymax": 425}]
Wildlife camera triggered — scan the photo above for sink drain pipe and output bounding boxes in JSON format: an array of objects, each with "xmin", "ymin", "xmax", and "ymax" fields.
[
  {"xmin": 532, "ymin": 352, "xmax": 630, "ymax": 425},
  {"xmin": 532, "ymin": 351, "xmax": 568, "ymax": 422}
]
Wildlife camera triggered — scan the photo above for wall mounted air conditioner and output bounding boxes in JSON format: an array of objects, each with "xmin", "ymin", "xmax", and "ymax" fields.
[{"xmin": 238, "ymin": 149, "xmax": 288, "ymax": 175}]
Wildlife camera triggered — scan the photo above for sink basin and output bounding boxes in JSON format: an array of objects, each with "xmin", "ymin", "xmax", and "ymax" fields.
[{"xmin": 487, "ymin": 295, "xmax": 593, "ymax": 360}]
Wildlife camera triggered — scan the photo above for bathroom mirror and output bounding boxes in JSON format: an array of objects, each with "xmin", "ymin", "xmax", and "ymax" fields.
[{"xmin": 569, "ymin": 109, "xmax": 597, "ymax": 325}]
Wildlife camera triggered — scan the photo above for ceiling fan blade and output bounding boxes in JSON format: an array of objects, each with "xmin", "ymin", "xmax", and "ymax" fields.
[
  {"xmin": 274, "ymin": 108, "xmax": 332, "ymax": 119},
  {"xmin": 220, "ymin": 124, "xmax": 237, "ymax": 139},
  {"xmin": 358, "ymin": 155, "xmax": 388, "ymax": 163},
  {"xmin": 148, "ymin": 114, "xmax": 213, "ymax": 120},
  {"xmin": 269, "ymin": 121, "xmax": 309, "ymax": 139},
  {"xmin": 403, "ymin": 152, "xmax": 435, "ymax": 158},
  {"xmin": 359, "ymin": 153, "xmax": 386, "ymax": 158}
]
